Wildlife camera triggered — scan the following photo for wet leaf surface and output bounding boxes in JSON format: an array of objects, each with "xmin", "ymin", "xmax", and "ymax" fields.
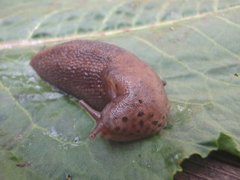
[{"xmin": 0, "ymin": 0, "xmax": 240, "ymax": 179}]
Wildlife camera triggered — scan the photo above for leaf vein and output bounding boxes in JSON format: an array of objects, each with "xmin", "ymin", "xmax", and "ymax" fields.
[
  {"xmin": 1, "ymin": 5, "xmax": 240, "ymax": 50},
  {"xmin": 187, "ymin": 25, "xmax": 240, "ymax": 60},
  {"xmin": 27, "ymin": 10, "xmax": 58, "ymax": 40},
  {"xmin": 98, "ymin": 1, "xmax": 127, "ymax": 31},
  {"xmin": 216, "ymin": 15, "xmax": 240, "ymax": 30},
  {"xmin": 134, "ymin": 36, "xmax": 240, "ymax": 87}
]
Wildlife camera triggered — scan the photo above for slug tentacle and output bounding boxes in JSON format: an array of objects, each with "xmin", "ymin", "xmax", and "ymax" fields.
[
  {"xmin": 89, "ymin": 122, "xmax": 104, "ymax": 140},
  {"xmin": 79, "ymin": 100, "xmax": 101, "ymax": 120}
]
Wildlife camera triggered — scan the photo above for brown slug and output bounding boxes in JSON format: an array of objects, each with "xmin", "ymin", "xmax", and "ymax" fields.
[{"xmin": 31, "ymin": 40, "xmax": 169, "ymax": 142}]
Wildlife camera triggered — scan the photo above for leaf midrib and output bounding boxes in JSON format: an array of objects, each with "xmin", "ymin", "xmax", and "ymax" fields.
[{"xmin": 0, "ymin": 5, "xmax": 239, "ymax": 50}]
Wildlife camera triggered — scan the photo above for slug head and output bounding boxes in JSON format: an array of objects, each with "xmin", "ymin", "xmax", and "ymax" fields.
[{"xmin": 91, "ymin": 94, "xmax": 169, "ymax": 142}]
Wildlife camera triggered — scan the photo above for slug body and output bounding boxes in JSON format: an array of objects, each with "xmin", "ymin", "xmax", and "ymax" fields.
[{"xmin": 31, "ymin": 40, "xmax": 169, "ymax": 142}]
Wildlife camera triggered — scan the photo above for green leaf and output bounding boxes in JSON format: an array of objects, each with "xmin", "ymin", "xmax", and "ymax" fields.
[{"xmin": 0, "ymin": 0, "xmax": 240, "ymax": 179}]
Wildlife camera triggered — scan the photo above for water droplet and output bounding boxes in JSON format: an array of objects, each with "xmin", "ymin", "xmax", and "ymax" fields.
[
  {"xmin": 174, "ymin": 153, "xmax": 180, "ymax": 160},
  {"xmin": 35, "ymin": 85, "xmax": 41, "ymax": 90},
  {"xmin": 146, "ymin": 163, "xmax": 151, "ymax": 168},
  {"xmin": 73, "ymin": 119, "xmax": 77, "ymax": 129},
  {"xmin": 73, "ymin": 136, "xmax": 80, "ymax": 143},
  {"xmin": 63, "ymin": 144, "xmax": 69, "ymax": 150},
  {"xmin": 84, "ymin": 72, "xmax": 88, "ymax": 76},
  {"xmin": 17, "ymin": 92, "xmax": 63, "ymax": 103},
  {"xmin": 27, "ymin": 77, "xmax": 35, "ymax": 83},
  {"xmin": 49, "ymin": 127, "xmax": 59, "ymax": 138},
  {"xmin": 177, "ymin": 105, "xmax": 185, "ymax": 112}
]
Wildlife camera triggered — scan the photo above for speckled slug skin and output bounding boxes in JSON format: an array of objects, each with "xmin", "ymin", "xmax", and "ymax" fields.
[{"xmin": 31, "ymin": 40, "xmax": 169, "ymax": 142}]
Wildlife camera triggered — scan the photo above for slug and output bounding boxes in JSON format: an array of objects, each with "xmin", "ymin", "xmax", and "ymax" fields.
[{"xmin": 31, "ymin": 40, "xmax": 169, "ymax": 142}]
